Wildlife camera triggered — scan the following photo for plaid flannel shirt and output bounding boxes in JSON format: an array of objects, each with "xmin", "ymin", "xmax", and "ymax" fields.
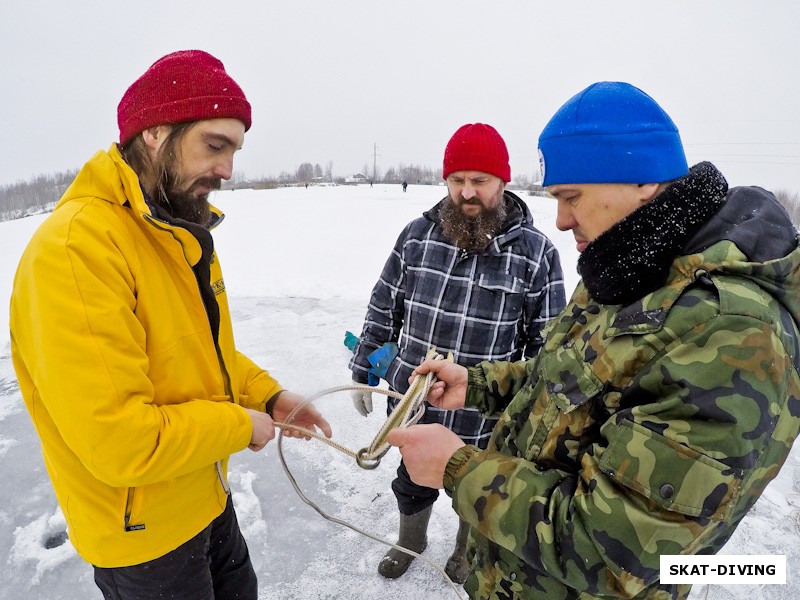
[{"xmin": 350, "ymin": 192, "xmax": 566, "ymax": 447}]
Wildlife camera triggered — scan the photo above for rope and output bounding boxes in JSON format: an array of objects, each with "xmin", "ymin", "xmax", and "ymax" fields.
[
  {"xmin": 274, "ymin": 350, "xmax": 466, "ymax": 599},
  {"xmin": 274, "ymin": 349, "xmax": 449, "ymax": 470},
  {"xmin": 273, "ymin": 387, "xmax": 381, "ymax": 452},
  {"xmin": 273, "ymin": 384, "xmax": 406, "ymax": 467}
]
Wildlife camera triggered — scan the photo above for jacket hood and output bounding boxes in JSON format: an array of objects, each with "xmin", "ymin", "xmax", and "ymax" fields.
[
  {"xmin": 578, "ymin": 162, "xmax": 800, "ymax": 317},
  {"xmin": 692, "ymin": 187, "xmax": 800, "ymax": 327},
  {"xmin": 58, "ymin": 145, "xmax": 150, "ymax": 214},
  {"xmin": 59, "ymin": 144, "xmax": 224, "ymax": 225},
  {"xmin": 685, "ymin": 183, "xmax": 797, "ymax": 262},
  {"xmin": 56, "ymin": 145, "xmax": 224, "ymax": 265}
]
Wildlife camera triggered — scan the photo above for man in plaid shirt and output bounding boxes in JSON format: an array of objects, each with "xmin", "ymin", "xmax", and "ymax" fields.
[{"xmin": 349, "ymin": 123, "xmax": 566, "ymax": 583}]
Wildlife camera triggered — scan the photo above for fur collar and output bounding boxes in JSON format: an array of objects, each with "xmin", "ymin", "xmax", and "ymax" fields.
[{"xmin": 578, "ymin": 162, "xmax": 728, "ymax": 305}]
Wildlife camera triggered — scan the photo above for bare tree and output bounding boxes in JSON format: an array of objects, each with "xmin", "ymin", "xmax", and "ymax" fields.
[
  {"xmin": 511, "ymin": 174, "xmax": 531, "ymax": 190},
  {"xmin": 295, "ymin": 163, "xmax": 315, "ymax": 182},
  {"xmin": 774, "ymin": 188, "xmax": 800, "ymax": 228}
]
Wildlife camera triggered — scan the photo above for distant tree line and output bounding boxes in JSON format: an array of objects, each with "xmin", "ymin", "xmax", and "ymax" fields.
[
  {"xmin": 224, "ymin": 161, "xmax": 445, "ymax": 188},
  {"xmin": 225, "ymin": 161, "xmax": 542, "ymax": 190},
  {"xmin": 0, "ymin": 170, "xmax": 77, "ymax": 221},
  {"xmin": 5, "ymin": 167, "xmax": 799, "ymax": 231}
]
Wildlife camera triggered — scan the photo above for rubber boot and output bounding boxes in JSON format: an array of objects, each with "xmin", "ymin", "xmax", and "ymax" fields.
[
  {"xmin": 378, "ymin": 505, "xmax": 433, "ymax": 579},
  {"xmin": 444, "ymin": 518, "xmax": 471, "ymax": 584}
]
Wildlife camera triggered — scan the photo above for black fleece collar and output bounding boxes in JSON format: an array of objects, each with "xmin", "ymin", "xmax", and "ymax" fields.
[{"xmin": 578, "ymin": 162, "xmax": 728, "ymax": 305}]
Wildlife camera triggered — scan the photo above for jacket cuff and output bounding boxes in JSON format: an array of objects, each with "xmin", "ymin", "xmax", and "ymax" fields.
[
  {"xmin": 443, "ymin": 445, "xmax": 480, "ymax": 496},
  {"xmin": 264, "ymin": 390, "xmax": 284, "ymax": 416},
  {"xmin": 352, "ymin": 371, "xmax": 369, "ymax": 385},
  {"xmin": 465, "ymin": 366, "xmax": 487, "ymax": 410}
]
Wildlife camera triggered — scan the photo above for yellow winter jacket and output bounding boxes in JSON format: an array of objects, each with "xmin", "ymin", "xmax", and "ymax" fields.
[{"xmin": 9, "ymin": 145, "xmax": 282, "ymax": 567}]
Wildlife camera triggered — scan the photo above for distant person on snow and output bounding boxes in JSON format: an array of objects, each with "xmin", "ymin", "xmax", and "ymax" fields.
[
  {"xmin": 388, "ymin": 82, "xmax": 800, "ymax": 600},
  {"xmin": 10, "ymin": 50, "xmax": 331, "ymax": 600},
  {"xmin": 349, "ymin": 123, "xmax": 566, "ymax": 582},
  {"xmin": 402, "ymin": 180, "xmax": 408, "ymax": 192}
]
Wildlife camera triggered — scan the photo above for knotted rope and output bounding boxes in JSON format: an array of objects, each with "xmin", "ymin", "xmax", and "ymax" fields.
[
  {"xmin": 274, "ymin": 349, "xmax": 466, "ymax": 599},
  {"xmin": 273, "ymin": 348, "xmax": 450, "ymax": 470}
]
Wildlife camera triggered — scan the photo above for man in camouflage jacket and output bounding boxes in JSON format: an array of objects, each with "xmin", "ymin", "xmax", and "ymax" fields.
[{"xmin": 388, "ymin": 82, "xmax": 800, "ymax": 599}]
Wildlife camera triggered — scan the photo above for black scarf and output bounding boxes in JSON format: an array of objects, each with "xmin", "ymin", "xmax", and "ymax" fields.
[{"xmin": 578, "ymin": 162, "xmax": 728, "ymax": 305}]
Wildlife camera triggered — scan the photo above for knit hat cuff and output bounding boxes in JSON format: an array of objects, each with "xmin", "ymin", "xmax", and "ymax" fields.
[
  {"xmin": 540, "ymin": 129, "xmax": 688, "ymax": 186},
  {"xmin": 443, "ymin": 151, "xmax": 511, "ymax": 182},
  {"xmin": 120, "ymin": 95, "xmax": 251, "ymax": 145}
]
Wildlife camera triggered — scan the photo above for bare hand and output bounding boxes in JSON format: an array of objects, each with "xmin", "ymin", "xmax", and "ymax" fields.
[
  {"xmin": 245, "ymin": 408, "xmax": 276, "ymax": 452},
  {"xmin": 386, "ymin": 424, "xmax": 465, "ymax": 489},
  {"xmin": 270, "ymin": 391, "xmax": 333, "ymax": 440},
  {"xmin": 409, "ymin": 359, "xmax": 468, "ymax": 410}
]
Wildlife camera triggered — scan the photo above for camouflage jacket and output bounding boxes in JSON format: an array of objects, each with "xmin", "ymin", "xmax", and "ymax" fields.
[{"xmin": 443, "ymin": 163, "xmax": 800, "ymax": 599}]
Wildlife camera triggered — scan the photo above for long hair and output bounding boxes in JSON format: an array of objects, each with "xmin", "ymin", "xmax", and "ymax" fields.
[{"xmin": 119, "ymin": 122, "xmax": 196, "ymax": 204}]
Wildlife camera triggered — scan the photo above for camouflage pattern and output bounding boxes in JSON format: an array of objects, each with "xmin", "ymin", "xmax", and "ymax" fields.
[{"xmin": 443, "ymin": 212, "xmax": 800, "ymax": 598}]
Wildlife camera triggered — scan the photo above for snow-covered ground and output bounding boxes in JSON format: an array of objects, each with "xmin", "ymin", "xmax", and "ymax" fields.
[{"xmin": 1, "ymin": 183, "xmax": 797, "ymax": 599}]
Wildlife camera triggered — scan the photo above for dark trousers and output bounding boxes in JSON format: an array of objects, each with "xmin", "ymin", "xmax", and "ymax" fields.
[
  {"xmin": 393, "ymin": 459, "xmax": 440, "ymax": 515},
  {"xmin": 93, "ymin": 496, "xmax": 257, "ymax": 600},
  {"xmin": 390, "ymin": 401, "xmax": 441, "ymax": 515},
  {"xmin": 387, "ymin": 383, "xmax": 495, "ymax": 516}
]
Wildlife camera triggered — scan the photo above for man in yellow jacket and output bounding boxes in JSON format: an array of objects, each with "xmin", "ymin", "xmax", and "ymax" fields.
[{"xmin": 9, "ymin": 50, "xmax": 331, "ymax": 600}]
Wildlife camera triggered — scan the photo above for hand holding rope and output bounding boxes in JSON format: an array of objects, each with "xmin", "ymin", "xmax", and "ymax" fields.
[
  {"xmin": 273, "ymin": 349, "xmax": 466, "ymax": 599},
  {"xmin": 273, "ymin": 348, "xmax": 452, "ymax": 469}
]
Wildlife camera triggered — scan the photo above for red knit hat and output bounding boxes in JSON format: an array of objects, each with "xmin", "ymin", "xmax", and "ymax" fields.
[
  {"xmin": 442, "ymin": 123, "xmax": 510, "ymax": 182},
  {"xmin": 117, "ymin": 50, "xmax": 252, "ymax": 145}
]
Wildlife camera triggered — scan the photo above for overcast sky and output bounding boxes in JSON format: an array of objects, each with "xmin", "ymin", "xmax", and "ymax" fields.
[{"xmin": 2, "ymin": 1, "xmax": 799, "ymax": 190}]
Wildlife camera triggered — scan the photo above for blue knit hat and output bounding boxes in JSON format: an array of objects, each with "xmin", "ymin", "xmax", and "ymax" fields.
[{"xmin": 538, "ymin": 82, "xmax": 688, "ymax": 186}]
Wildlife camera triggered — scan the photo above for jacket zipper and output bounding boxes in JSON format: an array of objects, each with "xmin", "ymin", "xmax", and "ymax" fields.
[
  {"xmin": 215, "ymin": 345, "xmax": 234, "ymax": 495},
  {"xmin": 143, "ymin": 212, "xmax": 234, "ymax": 496},
  {"xmin": 124, "ymin": 487, "xmax": 145, "ymax": 531}
]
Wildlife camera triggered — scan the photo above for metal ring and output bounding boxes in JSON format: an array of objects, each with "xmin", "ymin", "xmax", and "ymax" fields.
[{"xmin": 356, "ymin": 448, "xmax": 381, "ymax": 470}]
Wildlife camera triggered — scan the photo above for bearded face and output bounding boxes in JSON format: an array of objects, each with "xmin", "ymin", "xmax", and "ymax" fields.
[
  {"xmin": 440, "ymin": 188, "xmax": 508, "ymax": 252},
  {"xmin": 156, "ymin": 152, "xmax": 220, "ymax": 226},
  {"xmin": 150, "ymin": 128, "xmax": 220, "ymax": 227},
  {"xmin": 127, "ymin": 119, "xmax": 244, "ymax": 227}
]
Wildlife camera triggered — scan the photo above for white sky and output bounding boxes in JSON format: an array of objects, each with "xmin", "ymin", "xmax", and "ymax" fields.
[{"xmin": 2, "ymin": 0, "xmax": 799, "ymax": 190}]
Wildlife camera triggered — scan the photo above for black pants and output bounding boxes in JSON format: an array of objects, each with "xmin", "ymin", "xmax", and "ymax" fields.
[
  {"xmin": 93, "ymin": 496, "xmax": 257, "ymax": 600},
  {"xmin": 390, "ymin": 401, "xmax": 441, "ymax": 516},
  {"xmin": 388, "ymin": 385, "xmax": 495, "ymax": 516},
  {"xmin": 393, "ymin": 459, "xmax": 440, "ymax": 515}
]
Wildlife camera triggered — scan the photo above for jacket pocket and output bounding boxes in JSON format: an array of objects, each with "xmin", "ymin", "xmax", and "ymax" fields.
[
  {"xmin": 599, "ymin": 419, "xmax": 740, "ymax": 520},
  {"xmin": 539, "ymin": 339, "xmax": 603, "ymax": 413},
  {"xmin": 476, "ymin": 273, "xmax": 525, "ymax": 295}
]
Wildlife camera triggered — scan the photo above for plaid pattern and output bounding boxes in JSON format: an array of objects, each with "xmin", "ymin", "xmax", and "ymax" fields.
[{"xmin": 350, "ymin": 192, "xmax": 566, "ymax": 448}]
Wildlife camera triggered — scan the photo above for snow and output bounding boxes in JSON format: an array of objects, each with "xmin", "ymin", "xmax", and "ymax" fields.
[{"xmin": 0, "ymin": 183, "xmax": 797, "ymax": 599}]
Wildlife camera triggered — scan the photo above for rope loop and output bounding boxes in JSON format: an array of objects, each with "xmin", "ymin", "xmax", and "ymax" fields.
[{"xmin": 274, "ymin": 348, "xmax": 452, "ymax": 469}]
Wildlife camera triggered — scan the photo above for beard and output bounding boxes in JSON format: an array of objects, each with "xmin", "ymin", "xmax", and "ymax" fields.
[
  {"xmin": 440, "ymin": 194, "xmax": 508, "ymax": 252},
  {"xmin": 155, "ymin": 160, "xmax": 220, "ymax": 227}
]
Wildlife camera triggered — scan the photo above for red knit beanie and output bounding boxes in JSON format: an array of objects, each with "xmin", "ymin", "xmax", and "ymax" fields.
[
  {"xmin": 442, "ymin": 123, "xmax": 511, "ymax": 182},
  {"xmin": 117, "ymin": 50, "xmax": 252, "ymax": 145}
]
